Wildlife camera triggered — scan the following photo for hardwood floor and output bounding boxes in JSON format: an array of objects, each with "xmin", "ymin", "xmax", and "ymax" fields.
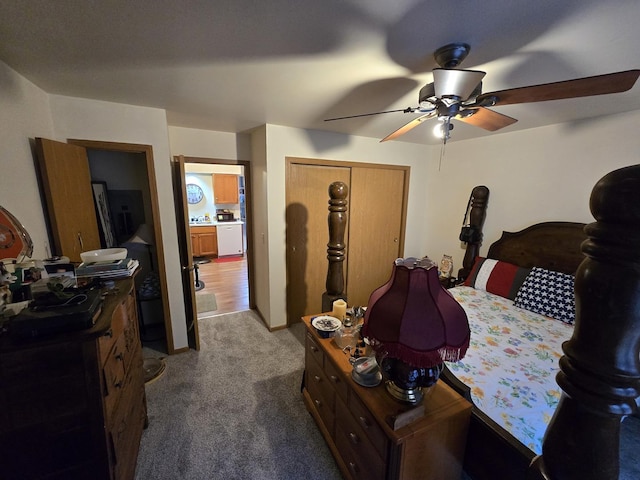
[{"xmin": 195, "ymin": 255, "xmax": 248, "ymax": 316}]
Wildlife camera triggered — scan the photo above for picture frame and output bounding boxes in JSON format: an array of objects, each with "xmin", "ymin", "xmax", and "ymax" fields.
[{"xmin": 92, "ymin": 181, "xmax": 117, "ymax": 248}]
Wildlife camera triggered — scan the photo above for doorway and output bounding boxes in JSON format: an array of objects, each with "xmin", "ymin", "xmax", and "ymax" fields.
[
  {"xmin": 67, "ymin": 139, "xmax": 174, "ymax": 353},
  {"xmin": 182, "ymin": 157, "xmax": 254, "ymax": 319}
]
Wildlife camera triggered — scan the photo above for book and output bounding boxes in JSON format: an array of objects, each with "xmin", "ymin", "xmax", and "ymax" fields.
[
  {"xmin": 76, "ymin": 259, "xmax": 139, "ymax": 278},
  {"xmin": 76, "ymin": 258, "xmax": 135, "ymax": 273}
]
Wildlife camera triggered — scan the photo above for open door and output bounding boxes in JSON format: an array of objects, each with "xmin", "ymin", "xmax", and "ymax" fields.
[
  {"xmin": 35, "ymin": 138, "xmax": 102, "ymax": 262},
  {"xmin": 172, "ymin": 155, "xmax": 200, "ymax": 349}
]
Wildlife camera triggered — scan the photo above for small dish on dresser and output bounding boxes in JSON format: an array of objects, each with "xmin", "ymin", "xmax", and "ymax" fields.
[{"xmin": 311, "ymin": 315, "xmax": 342, "ymax": 338}]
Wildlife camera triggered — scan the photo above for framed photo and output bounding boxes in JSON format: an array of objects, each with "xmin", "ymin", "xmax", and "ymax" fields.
[{"xmin": 92, "ymin": 181, "xmax": 117, "ymax": 248}]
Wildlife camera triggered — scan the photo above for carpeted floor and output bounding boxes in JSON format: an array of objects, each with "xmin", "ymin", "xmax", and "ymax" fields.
[
  {"xmin": 136, "ymin": 311, "xmax": 640, "ymax": 480},
  {"xmin": 136, "ymin": 311, "xmax": 341, "ymax": 480},
  {"xmin": 195, "ymin": 293, "xmax": 217, "ymax": 313}
]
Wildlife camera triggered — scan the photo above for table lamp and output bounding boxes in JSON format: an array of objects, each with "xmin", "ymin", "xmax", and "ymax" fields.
[{"xmin": 363, "ymin": 257, "xmax": 470, "ymax": 404}]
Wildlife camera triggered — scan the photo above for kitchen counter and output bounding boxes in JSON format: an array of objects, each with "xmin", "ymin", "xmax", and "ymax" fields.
[{"xmin": 189, "ymin": 220, "xmax": 244, "ymax": 226}]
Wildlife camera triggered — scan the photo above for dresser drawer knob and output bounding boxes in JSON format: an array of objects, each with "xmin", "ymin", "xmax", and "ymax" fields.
[
  {"xmin": 358, "ymin": 416, "xmax": 370, "ymax": 428},
  {"xmin": 329, "ymin": 375, "xmax": 339, "ymax": 383},
  {"xmin": 313, "ymin": 375, "xmax": 322, "ymax": 383},
  {"xmin": 115, "ymin": 353, "xmax": 124, "ymax": 361},
  {"xmin": 348, "ymin": 462, "xmax": 359, "ymax": 474},
  {"xmin": 114, "ymin": 380, "xmax": 123, "ymax": 389},
  {"xmin": 314, "ymin": 399, "xmax": 322, "ymax": 408},
  {"xmin": 310, "ymin": 346, "xmax": 318, "ymax": 352},
  {"xmin": 349, "ymin": 432, "xmax": 360, "ymax": 444}
]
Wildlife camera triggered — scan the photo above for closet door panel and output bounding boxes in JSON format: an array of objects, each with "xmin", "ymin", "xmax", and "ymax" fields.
[
  {"xmin": 347, "ymin": 167, "xmax": 407, "ymax": 307},
  {"xmin": 286, "ymin": 162, "xmax": 351, "ymax": 324}
]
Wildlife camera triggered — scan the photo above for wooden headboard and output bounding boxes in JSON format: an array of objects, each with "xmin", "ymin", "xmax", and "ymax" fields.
[{"xmin": 487, "ymin": 221, "xmax": 587, "ymax": 274}]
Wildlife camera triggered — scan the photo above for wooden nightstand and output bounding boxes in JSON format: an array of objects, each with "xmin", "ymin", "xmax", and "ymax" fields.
[{"xmin": 302, "ymin": 314, "xmax": 471, "ymax": 480}]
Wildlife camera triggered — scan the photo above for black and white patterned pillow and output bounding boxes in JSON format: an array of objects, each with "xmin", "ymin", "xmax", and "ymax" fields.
[{"xmin": 514, "ymin": 267, "xmax": 576, "ymax": 324}]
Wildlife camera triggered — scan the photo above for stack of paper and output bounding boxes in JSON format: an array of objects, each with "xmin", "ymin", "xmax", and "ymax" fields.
[{"xmin": 75, "ymin": 258, "xmax": 139, "ymax": 279}]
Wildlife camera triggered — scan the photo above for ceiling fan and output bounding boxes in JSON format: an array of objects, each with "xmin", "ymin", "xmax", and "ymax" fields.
[{"xmin": 324, "ymin": 43, "xmax": 640, "ymax": 142}]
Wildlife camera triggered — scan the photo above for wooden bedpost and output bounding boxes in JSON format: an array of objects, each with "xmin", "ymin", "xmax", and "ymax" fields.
[
  {"xmin": 458, "ymin": 185, "xmax": 489, "ymax": 280},
  {"xmin": 529, "ymin": 164, "xmax": 640, "ymax": 479},
  {"xmin": 322, "ymin": 181, "xmax": 348, "ymax": 312}
]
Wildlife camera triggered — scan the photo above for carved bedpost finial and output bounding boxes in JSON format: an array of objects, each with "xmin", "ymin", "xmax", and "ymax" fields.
[
  {"xmin": 458, "ymin": 185, "xmax": 489, "ymax": 280},
  {"xmin": 529, "ymin": 164, "xmax": 640, "ymax": 480},
  {"xmin": 322, "ymin": 182, "xmax": 348, "ymax": 312}
]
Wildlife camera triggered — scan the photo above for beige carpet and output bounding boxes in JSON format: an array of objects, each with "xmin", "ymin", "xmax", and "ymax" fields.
[{"xmin": 195, "ymin": 293, "xmax": 217, "ymax": 313}]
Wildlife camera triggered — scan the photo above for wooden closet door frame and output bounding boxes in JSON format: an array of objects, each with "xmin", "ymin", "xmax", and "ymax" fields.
[
  {"xmin": 285, "ymin": 157, "xmax": 410, "ymax": 321},
  {"xmin": 68, "ymin": 139, "xmax": 178, "ymax": 353}
]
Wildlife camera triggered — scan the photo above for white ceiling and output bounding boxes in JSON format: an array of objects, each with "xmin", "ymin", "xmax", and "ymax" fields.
[{"xmin": 1, "ymin": 0, "xmax": 639, "ymax": 145}]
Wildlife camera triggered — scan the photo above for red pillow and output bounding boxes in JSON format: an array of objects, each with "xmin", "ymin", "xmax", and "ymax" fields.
[{"xmin": 464, "ymin": 257, "xmax": 531, "ymax": 300}]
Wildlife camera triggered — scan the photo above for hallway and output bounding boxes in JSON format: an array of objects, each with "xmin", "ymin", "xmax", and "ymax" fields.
[{"xmin": 196, "ymin": 256, "xmax": 248, "ymax": 316}]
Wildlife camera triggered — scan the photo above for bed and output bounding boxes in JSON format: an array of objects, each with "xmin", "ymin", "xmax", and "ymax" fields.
[
  {"xmin": 440, "ymin": 221, "xmax": 587, "ymax": 479},
  {"xmin": 321, "ymin": 164, "xmax": 640, "ymax": 480},
  {"xmin": 442, "ymin": 165, "xmax": 640, "ymax": 480}
]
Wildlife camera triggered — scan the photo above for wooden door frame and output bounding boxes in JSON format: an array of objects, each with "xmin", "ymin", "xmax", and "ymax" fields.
[
  {"xmin": 179, "ymin": 156, "xmax": 255, "ymax": 311},
  {"xmin": 68, "ymin": 139, "xmax": 177, "ymax": 354}
]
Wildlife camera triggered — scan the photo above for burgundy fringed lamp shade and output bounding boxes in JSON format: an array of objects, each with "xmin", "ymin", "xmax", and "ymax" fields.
[{"xmin": 363, "ymin": 257, "xmax": 470, "ymax": 404}]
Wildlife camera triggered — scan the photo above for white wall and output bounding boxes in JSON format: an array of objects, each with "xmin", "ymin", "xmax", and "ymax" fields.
[
  {"xmin": 250, "ymin": 127, "xmax": 270, "ymax": 323},
  {"xmin": 48, "ymin": 95, "xmax": 189, "ymax": 351},
  {"xmin": 422, "ymin": 109, "xmax": 640, "ymax": 274},
  {"xmin": 168, "ymin": 126, "xmax": 251, "ymax": 160},
  {"xmin": 0, "ymin": 61, "xmax": 55, "ymax": 259}
]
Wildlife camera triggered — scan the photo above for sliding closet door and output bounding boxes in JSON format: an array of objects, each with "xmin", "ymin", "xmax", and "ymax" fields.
[
  {"xmin": 286, "ymin": 161, "xmax": 351, "ymax": 324},
  {"xmin": 346, "ymin": 166, "xmax": 407, "ymax": 307}
]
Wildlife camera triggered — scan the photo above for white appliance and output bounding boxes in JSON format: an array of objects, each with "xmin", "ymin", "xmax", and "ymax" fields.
[{"xmin": 216, "ymin": 223, "xmax": 244, "ymax": 256}]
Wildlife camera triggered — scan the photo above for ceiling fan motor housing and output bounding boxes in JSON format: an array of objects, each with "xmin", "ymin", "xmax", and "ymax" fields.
[{"xmin": 433, "ymin": 43, "xmax": 471, "ymax": 68}]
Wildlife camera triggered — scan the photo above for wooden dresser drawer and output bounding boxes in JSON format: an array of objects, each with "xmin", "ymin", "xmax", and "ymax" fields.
[
  {"xmin": 98, "ymin": 302, "xmax": 126, "ymax": 365},
  {"xmin": 348, "ymin": 389, "xmax": 388, "ymax": 458},
  {"xmin": 305, "ymin": 332, "xmax": 324, "ymax": 368},
  {"xmin": 336, "ymin": 395, "xmax": 387, "ymax": 465},
  {"xmin": 324, "ymin": 357, "xmax": 348, "ymax": 403},
  {"xmin": 103, "ymin": 333, "xmax": 127, "ymax": 413},
  {"xmin": 305, "ymin": 353, "xmax": 335, "ymax": 436},
  {"xmin": 336, "ymin": 423, "xmax": 387, "ymax": 480},
  {"xmin": 336, "ymin": 423, "xmax": 386, "ymax": 480}
]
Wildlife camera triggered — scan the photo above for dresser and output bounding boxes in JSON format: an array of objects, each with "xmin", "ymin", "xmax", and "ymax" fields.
[
  {"xmin": 0, "ymin": 278, "xmax": 147, "ymax": 480},
  {"xmin": 302, "ymin": 315, "xmax": 471, "ymax": 480}
]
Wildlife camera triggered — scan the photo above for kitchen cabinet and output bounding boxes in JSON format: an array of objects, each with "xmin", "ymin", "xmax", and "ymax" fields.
[
  {"xmin": 213, "ymin": 174, "xmax": 239, "ymax": 204},
  {"xmin": 0, "ymin": 278, "xmax": 147, "ymax": 480},
  {"xmin": 191, "ymin": 225, "xmax": 217, "ymax": 256},
  {"xmin": 35, "ymin": 137, "xmax": 102, "ymax": 262},
  {"xmin": 216, "ymin": 223, "xmax": 243, "ymax": 256}
]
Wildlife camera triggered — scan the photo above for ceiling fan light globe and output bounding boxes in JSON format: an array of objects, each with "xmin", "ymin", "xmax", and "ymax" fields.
[
  {"xmin": 433, "ymin": 68, "xmax": 486, "ymax": 101},
  {"xmin": 433, "ymin": 120, "xmax": 453, "ymax": 139}
]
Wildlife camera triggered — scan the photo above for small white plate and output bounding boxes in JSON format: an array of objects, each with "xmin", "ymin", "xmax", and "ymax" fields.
[{"xmin": 312, "ymin": 315, "xmax": 342, "ymax": 337}]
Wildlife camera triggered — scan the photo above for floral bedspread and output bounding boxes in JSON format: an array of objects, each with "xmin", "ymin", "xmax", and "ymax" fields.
[{"xmin": 445, "ymin": 286, "xmax": 573, "ymax": 455}]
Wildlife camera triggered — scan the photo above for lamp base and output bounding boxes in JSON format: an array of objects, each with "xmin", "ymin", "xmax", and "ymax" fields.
[
  {"xmin": 385, "ymin": 380, "xmax": 426, "ymax": 405},
  {"xmin": 379, "ymin": 357, "xmax": 444, "ymax": 405}
]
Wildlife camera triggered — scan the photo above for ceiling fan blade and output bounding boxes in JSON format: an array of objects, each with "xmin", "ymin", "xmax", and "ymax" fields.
[
  {"xmin": 457, "ymin": 107, "xmax": 518, "ymax": 131},
  {"xmin": 380, "ymin": 112, "xmax": 436, "ymax": 142},
  {"xmin": 477, "ymin": 69, "xmax": 640, "ymax": 106},
  {"xmin": 324, "ymin": 107, "xmax": 415, "ymax": 122}
]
